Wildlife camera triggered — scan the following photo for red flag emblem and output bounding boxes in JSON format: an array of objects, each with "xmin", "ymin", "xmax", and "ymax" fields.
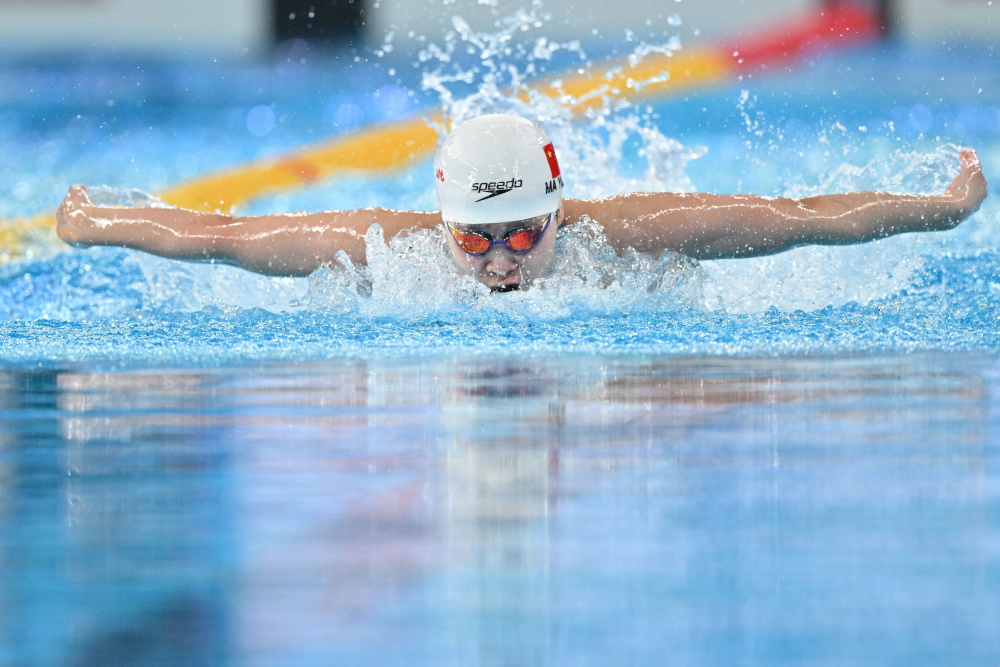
[{"xmin": 543, "ymin": 143, "xmax": 560, "ymax": 179}]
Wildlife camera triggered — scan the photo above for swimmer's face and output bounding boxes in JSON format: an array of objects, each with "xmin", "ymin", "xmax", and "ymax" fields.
[{"xmin": 445, "ymin": 207, "xmax": 562, "ymax": 291}]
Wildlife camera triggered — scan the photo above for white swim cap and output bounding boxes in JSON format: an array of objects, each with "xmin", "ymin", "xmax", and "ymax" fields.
[{"xmin": 434, "ymin": 114, "xmax": 563, "ymax": 225}]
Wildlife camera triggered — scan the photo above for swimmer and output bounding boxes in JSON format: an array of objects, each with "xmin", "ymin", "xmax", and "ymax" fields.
[{"xmin": 56, "ymin": 114, "xmax": 988, "ymax": 291}]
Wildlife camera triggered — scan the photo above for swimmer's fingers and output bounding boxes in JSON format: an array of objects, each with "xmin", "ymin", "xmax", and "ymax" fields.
[
  {"xmin": 945, "ymin": 148, "xmax": 988, "ymax": 215},
  {"xmin": 56, "ymin": 184, "xmax": 95, "ymax": 247},
  {"xmin": 959, "ymin": 148, "xmax": 981, "ymax": 171},
  {"xmin": 60, "ymin": 184, "xmax": 93, "ymax": 212}
]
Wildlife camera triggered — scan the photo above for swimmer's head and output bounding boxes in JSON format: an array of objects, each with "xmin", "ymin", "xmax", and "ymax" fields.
[
  {"xmin": 435, "ymin": 114, "xmax": 563, "ymax": 225},
  {"xmin": 435, "ymin": 114, "xmax": 564, "ymax": 290}
]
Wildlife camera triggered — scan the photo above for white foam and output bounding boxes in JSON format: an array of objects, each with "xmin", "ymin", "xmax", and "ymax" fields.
[{"xmin": 301, "ymin": 217, "xmax": 705, "ymax": 321}]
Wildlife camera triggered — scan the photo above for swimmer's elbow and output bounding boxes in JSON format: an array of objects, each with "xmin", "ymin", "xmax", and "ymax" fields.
[{"xmin": 789, "ymin": 195, "xmax": 853, "ymax": 218}]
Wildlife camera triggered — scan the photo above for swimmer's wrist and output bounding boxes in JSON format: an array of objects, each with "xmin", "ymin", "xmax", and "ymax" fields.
[{"xmin": 927, "ymin": 194, "xmax": 974, "ymax": 231}]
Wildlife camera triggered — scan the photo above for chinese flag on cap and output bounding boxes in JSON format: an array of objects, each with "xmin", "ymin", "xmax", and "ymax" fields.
[{"xmin": 543, "ymin": 143, "xmax": 560, "ymax": 178}]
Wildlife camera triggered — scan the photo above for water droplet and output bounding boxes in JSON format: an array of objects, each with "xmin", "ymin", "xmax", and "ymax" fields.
[{"xmin": 246, "ymin": 105, "xmax": 276, "ymax": 137}]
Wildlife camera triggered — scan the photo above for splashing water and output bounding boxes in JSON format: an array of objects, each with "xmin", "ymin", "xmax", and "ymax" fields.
[
  {"xmin": 415, "ymin": 2, "xmax": 699, "ymax": 201},
  {"xmin": 301, "ymin": 216, "xmax": 704, "ymax": 322}
]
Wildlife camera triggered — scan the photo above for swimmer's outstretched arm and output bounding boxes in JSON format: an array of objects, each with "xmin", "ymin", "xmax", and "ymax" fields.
[
  {"xmin": 56, "ymin": 185, "xmax": 439, "ymax": 276},
  {"xmin": 572, "ymin": 149, "xmax": 988, "ymax": 260}
]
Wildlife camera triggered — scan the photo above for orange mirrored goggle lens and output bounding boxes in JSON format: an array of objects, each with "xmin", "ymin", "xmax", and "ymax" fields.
[
  {"xmin": 450, "ymin": 229, "xmax": 492, "ymax": 255},
  {"xmin": 506, "ymin": 226, "xmax": 543, "ymax": 252},
  {"xmin": 448, "ymin": 214, "xmax": 551, "ymax": 257}
]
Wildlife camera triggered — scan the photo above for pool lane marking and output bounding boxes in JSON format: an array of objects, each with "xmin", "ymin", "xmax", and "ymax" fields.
[
  {"xmin": 161, "ymin": 115, "xmax": 444, "ymax": 212},
  {"xmin": 0, "ymin": 1, "xmax": 879, "ymax": 261}
]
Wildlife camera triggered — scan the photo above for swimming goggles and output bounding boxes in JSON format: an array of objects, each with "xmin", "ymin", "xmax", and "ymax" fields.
[{"xmin": 446, "ymin": 212, "xmax": 553, "ymax": 257}]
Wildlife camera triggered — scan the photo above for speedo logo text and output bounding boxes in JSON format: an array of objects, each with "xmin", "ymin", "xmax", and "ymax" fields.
[{"xmin": 473, "ymin": 178, "xmax": 523, "ymax": 201}]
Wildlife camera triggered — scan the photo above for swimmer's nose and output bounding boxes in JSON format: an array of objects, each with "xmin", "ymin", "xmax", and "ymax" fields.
[{"xmin": 483, "ymin": 247, "xmax": 518, "ymax": 275}]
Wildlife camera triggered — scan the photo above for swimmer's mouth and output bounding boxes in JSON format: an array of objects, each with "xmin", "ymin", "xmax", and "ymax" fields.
[{"xmin": 491, "ymin": 283, "xmax": 521, "ymax": 293}]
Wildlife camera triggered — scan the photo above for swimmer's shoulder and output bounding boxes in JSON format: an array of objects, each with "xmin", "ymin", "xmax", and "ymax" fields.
[
  {"xmin": 564, "ymin": 193, "xmax": 690, "ymax": 225},
  {"xmin": 562, "ymin": 196, "xmax": 623, "ymax": 228}
]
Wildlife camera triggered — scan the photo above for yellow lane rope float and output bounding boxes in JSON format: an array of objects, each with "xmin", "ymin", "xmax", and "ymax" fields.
[{"xmin": 0, "ymin": 2, "xmax": 878, "ymax": 263}]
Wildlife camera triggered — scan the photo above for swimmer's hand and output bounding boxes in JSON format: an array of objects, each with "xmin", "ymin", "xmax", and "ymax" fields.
[
  {"xmin": 56, "ymin": 184, "xmax": 95, "ymax": 247},
  {"xmin": 943, "ymin": 148, "xmax": 988, "ymax": 224}
]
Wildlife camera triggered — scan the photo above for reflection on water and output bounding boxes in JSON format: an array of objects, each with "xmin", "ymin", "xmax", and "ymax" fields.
[
  {"xmin": 1, "ymin": 370, "xmax": 231, "ymax": 667},
  {"xmin": 0, "ymin": 354, "xmax": 997, "ymax": 665}
]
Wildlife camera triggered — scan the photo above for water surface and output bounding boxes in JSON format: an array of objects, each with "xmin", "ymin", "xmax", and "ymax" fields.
[{"xmin": 2, "ymin": 353, "xmax": 999, "ymax": 665}]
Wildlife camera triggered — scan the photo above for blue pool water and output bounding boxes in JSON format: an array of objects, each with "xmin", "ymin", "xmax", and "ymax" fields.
[
  {"xmin": 2, "ymin": 15, "xmax": 1000, "ymax": 666},
  {"xmin": 3, "ymin": 354, "xmax": 1000, "ymax": 665}
]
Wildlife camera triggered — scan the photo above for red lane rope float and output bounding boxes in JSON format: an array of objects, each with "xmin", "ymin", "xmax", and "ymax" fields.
[
  {"xmin": 723, "ymin": 1, "xmax": 880, "ymax": 71},
  {"xmin": 1, "ymin": 1, "xmax": 879, "ymax": 262}
]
